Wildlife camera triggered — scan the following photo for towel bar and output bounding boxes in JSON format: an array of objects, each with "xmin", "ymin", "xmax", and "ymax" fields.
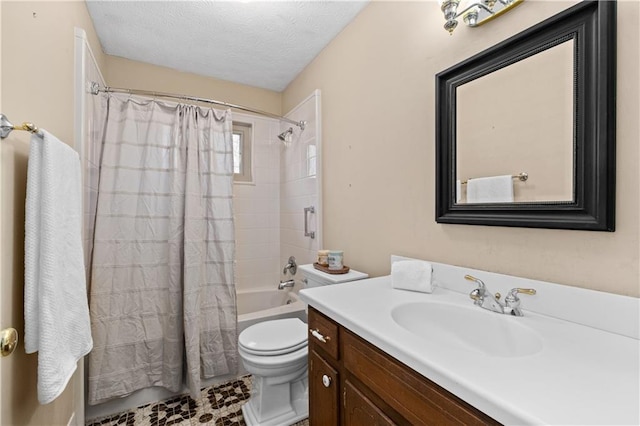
[
  {"xmin": 1, "ymin": 113, "xmax": 42, "ymax": 139},
  {"xmin": 461, "ymin": 172, "xmax": 528, "ymax": 185}
]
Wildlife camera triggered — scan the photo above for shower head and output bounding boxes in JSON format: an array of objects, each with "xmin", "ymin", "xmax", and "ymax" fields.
[{"xmin": 278, "ymin": 127, "xmax": 294, "ymax": 142}]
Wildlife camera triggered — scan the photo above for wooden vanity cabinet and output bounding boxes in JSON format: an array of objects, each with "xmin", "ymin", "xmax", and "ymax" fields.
[{"xmin": 307, "ymin": 307, "xmax": 501, "ymax": 426}]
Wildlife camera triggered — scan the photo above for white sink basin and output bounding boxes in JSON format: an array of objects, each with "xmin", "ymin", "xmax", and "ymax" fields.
[{"xmin": 391, "ymin": 302, "xmax": 543, "ymax": 358}]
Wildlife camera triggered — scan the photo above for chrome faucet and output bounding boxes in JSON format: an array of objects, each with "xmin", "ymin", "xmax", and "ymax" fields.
[
  {"xmin": 278, "ymin": 279, "xmax": 295, "ymax": 290},
  {"xmin": 464, "ymin": 275, "xmax": 536, "ymax": 316}
]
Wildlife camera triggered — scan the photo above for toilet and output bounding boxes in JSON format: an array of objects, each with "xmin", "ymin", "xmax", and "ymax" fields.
[{"xmin": 239, "ymin": 264, "xmax": 368, "ymax": 426}]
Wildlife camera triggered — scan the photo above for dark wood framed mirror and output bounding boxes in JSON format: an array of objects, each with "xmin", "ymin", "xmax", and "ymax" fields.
[{"xmin": 435, "ymin": 0, "xmax": 615, "ymax": 231}]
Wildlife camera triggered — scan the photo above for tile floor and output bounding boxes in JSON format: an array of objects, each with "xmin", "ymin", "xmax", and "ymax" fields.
[{"xmin": 86, "ymin": 375, "xmax": 309, "ymax": 426}]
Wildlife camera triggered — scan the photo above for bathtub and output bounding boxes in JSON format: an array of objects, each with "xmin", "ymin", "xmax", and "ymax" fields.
[{"xmin": 237, "ymin": 288, "xmax": 308, "ymax": 335}]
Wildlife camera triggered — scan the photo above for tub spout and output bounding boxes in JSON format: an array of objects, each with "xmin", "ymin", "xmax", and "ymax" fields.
[{"xmin": 278, "ymin": 279, "xmax": 295, "ymax": 290}]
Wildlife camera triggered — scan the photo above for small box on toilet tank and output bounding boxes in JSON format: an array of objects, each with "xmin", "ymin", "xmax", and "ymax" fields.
[{"xmin": 299, "ymin": 264, "xmax": 368, "ymax": 288}]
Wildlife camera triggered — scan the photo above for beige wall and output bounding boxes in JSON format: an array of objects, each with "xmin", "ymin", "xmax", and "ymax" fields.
[
  {"xmin": 105, "ymin": 56, "xmax": 282, "ymax": 116},
  {"xmin": 1, "ymin": 1, "xmax": 105, "ymax": 424},
  {"xmin": 283, "ymin": 0, "xmax": 640, "ymax": 297}
]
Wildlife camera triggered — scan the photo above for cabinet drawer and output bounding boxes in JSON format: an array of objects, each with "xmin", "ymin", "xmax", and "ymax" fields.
[
  {"xmin": 342, "ymin": 329, "xmax": 500, "ymax": 426},
  {"xmin": 308, "ymin": 307, "xmax": 339, "ymax": 359}
]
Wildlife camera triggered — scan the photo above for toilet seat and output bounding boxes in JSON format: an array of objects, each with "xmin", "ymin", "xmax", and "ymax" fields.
[
  {"xmin": 238, "ymin": 318, "xmax": 308, "ymax": 356},
  {"xmin": 239, "ymin": 344, "xmax": 308, "ymax": 371}
]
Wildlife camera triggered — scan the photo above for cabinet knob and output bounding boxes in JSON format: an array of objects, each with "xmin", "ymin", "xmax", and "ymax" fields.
[{"xmin": 322, "ymin": 374, "xmax": 332, "ymax": 388}]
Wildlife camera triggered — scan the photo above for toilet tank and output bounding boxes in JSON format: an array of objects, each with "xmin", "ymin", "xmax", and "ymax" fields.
[{"xmin": 299, "ymin": 264, "xmax": 368, "ymax": 288}]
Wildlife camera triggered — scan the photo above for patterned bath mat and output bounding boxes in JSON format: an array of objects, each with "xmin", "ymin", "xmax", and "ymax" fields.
[{"xmin": 86, "ymin": 375, "xmax": 309, "ymax": 426}]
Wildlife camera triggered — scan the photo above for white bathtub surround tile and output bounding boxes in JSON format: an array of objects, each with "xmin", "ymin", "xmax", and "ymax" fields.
[
  {"xmin": 236, "ymin": 242, "xmax": 280, "ymax": 261},
  {"xmin": 281, "ymin": 248, "xmax": 318, "ymax": 270},
  {"xmin": 234, "ymin": 213, "xmax": 271, "ymax": 230},
  {"xmin": 230, "ymin": 113, "xmax": 282, "ymax": 294},
  {"xmin": 302, "ymin": 176, "xmax": 317, "ymax": 197},
  {"xmin": 251, "ymin": 119, "xmax": 271, "ymax": 143},
  {"xmin": 232, "ymin": 183, "xmax": 257, "ymax": 199},
  {"xmin": 254, "ymin": 165, "xmax": 279, "ymax": 184},
  {"xmin": 280, "ymin": 212, "xmax": 301, "ymax": 232},
  {"xmin": 280, "ymin": 92, "xmax": 321, "ymax": 271},
  {"xmin": 233, "ymin": 196, "xmax": 276, "ymax": 215},
  {"xmin": 235, "ymin": 258, "xmax": 279, "ymax": 277},
  {"xmin": 236, "ymin": 273, "xmax": 280, "ymax": 291},
  {"xmin": 235, "ymin": 228, "xmax": 273, "ymax": 245},
  {"xmin": 281, "ymin": 242, "xmax": 317, "ymax": 260},
  {"xmin": 281, "ymin": 194, "xmax": 312, "ymax": 215},
  {"xmin": 236, "ymin": 254, "xmax": 279, "ymax": 273},
  {"xmin": 300, "ymin": 121, "xmax": 316, "ymax": 145},
  {"xmin": 252, "ymin": 144, "xmax": 275, "ymax": 168},
  {"xmin": 281, "ymin": 229, "xmax": 308, "ymax": 251},
  {"xmin": 236, "ymin": 255, "xmax": 281, "ymax": 292}
]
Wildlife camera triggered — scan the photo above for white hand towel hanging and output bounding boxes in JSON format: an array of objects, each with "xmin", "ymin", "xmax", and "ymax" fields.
[
  {"xmin": 466, "ymin": 175, "xmax": 514, "ymax": 203},
  {"xmin": 24, "ymin": 130, "xmax": 93, "ymax": 404}
]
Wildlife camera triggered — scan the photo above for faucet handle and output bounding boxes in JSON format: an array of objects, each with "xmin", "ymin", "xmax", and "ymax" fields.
[
  {"xmin": 464, "ymin": 274, "xmax": 485, "ymax": 288},
  {"xmin": 283, "ymin": 256, "xmax": 297, "ymax": 275},
  {"xmin": 505, "ymin": 288, "xmax": 536, "ymax": 306},
  {"xmin": 507, "ymin": 288, "xmax": 536, "ymax": 297}
]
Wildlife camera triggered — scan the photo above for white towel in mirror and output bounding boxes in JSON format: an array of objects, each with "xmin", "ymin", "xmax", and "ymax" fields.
[{"xmin": 466, "ymin": 175, "xmax": 514, "ymax": 203}]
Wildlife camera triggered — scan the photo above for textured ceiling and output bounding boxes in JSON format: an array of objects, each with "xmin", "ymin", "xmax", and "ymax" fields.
[{"xmin": 86, "ymin": 1, "xmax": 369, "ymax": 92}]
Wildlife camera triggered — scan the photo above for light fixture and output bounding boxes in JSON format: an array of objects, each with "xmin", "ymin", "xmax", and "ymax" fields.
[{"xmin": 438, "ymin": 0, "xmax": 523, "ymax": 35}]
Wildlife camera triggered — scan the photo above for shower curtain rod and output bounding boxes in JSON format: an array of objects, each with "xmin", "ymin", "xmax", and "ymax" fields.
[{"xmin": 90, "ymin": 82, "xmax": 306, "ymax": 130}]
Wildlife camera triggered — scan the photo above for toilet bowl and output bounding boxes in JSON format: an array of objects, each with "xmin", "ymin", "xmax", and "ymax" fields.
[
  {"xmin": 239, "ymin": 318, "xmax": 309, "ymax": 426},
  {"xmin": 239, "ymin": 265, "xmax": 369, "ymax": 425}
]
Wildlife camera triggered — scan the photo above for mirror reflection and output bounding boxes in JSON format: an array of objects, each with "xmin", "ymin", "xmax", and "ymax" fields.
[{"xmin": 455, "ymin": 39, "xmax": 574, "ymax": 204}]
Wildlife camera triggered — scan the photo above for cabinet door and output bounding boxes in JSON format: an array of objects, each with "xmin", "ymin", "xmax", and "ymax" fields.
[
  {"xmin": 344, "ymin": 380, "xmax": 396, "ymax": 426},
  {"xmin": 309, "ymin": 349, "xmax": 339, "ymax": 426}
]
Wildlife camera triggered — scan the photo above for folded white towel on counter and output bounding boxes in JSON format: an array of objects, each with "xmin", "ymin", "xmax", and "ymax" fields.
[
  {"xmin": 24, "ymin": 130, "xmax": 93, "ymax": 405},
  {"xmin": 391, "ymin": 260, "xmax": 433, "ymax": 293},
  {"xmin": 466, "ymin": 175, "xmax": 514, "ymax": 203}
]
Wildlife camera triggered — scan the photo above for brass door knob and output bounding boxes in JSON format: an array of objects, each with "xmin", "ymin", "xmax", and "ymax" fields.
[{"xmin": 1, "ymin": 328, "xmax": 18, "ymax": 357}]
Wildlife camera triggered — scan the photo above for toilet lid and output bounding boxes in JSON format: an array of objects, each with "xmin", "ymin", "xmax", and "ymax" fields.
[{"xmin": 239, "ymin": 318, "xmax": 307, "ymax": 356}]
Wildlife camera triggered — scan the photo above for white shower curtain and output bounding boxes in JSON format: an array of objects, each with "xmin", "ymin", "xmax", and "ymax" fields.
[{"xmin": 87, "ymin": 95, "xmax": 237, "ymax": 405}]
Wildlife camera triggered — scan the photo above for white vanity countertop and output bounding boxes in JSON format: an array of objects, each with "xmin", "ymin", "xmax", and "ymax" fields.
[{"xmin": 299, "ymin": 276, "xmax": 640, "ymax": 425}]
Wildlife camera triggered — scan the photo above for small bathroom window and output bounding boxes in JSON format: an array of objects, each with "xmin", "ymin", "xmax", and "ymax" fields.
[
  {"xmin": 306, "ymin": 144, "xmax": 317, "ymax": 177},
  {"xmin": 233, "ymin": 122, "xmax": 253, "ymax": 183}
]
